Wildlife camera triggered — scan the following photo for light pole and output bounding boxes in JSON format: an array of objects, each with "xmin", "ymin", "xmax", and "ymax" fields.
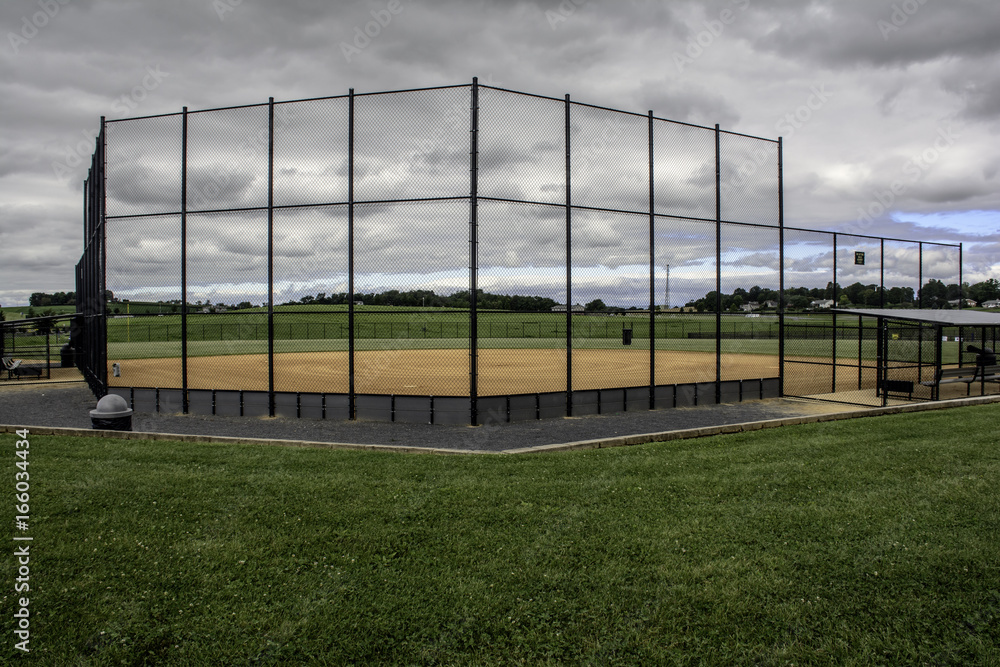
[{"xmin": 665, "ymin": 264, "xmax": 670, "ymax": 310}]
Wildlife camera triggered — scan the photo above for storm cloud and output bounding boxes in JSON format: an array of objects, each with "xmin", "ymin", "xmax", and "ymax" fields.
[{"xmin": 1, "ymin": 0, "xmax": 998, "ymax": 306}]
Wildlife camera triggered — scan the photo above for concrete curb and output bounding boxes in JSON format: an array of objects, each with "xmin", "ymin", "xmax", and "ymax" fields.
[
  {"xmin": 502, "ymin": 393, "xmax": 1000, "ymax": 454},
  {"xmin": 3, "ymin": 394, "xmax": 998, "ymax": 456}
]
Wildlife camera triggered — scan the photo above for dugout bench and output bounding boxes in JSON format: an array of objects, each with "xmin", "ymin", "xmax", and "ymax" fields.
[{"xmin": 921, "ymin": 345, "xmax": 1000, "ymax": 401}]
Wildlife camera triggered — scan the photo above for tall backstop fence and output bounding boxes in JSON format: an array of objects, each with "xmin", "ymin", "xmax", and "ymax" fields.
[
  {"xmin": 72, "ymin": 80, "xmax": 964, "ymax": 423},
  {"xmin": 76, "ymin": 126, "xmax": 107, "ymax": 396}
]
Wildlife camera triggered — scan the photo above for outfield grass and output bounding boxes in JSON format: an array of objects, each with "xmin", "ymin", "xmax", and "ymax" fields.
[
  {"xmin": 106, "ymin": 311, "xmax": 795, "ymax": 347},
  {"xmin": 0, "ymin": 306, "xmax": 77, "ymax": 320},
  {"xmin": 8, "ymin": 405, "xmax": 1000, "ymax": 663},
  {"xmin": 107, "ymin": 336, "xmax": 962, "ymax": 366},
  {"xmin": 104, "ymin": 310, "xmax": 882, "ymax": 362}
]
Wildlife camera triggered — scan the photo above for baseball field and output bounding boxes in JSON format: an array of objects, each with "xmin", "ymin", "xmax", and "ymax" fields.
[{"xmin": 102, "ymin": 307, "xmax": 974, "ymax": 400}]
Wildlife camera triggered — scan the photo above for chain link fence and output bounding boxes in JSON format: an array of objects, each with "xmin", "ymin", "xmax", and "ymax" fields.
[{"xmin": 73, "ymin": 80, "xmax": 963, "ymax": 423}]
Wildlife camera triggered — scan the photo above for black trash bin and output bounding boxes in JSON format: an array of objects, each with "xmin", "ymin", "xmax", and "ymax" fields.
[
  {"xmin": 90, "ymin": 394, "xmax": 133, "ymax": 431},
  {"xmin": 968, "ymin": 345, "xmax": 997, "ymax": 367},
  {"xmin": 60, "ymin": 343, "xmax": 74, "ymax": 368},
  {"xmin": 622, "ymin": 328, "xmax": 633, "ymax": 345}
]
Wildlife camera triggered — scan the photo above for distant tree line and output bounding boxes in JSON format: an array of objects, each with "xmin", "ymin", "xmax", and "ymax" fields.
[
  {"xmin": 284, "ymin": 290, "xmax": 559, "ymax": 311},
  {"xmin": 29, "ymin": 291, "xmax": 76, "ymax": 307},
  {"xmin": 25, "ymin": 278, "xmax": 1000, "ymax": 317},
  {"xmin": 685, "ymin": 279, "xmax": 1000, "ymax": 312}
]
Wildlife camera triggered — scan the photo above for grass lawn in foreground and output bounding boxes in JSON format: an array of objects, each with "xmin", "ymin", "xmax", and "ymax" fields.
[{"xmin": 6, "ymin": 405, "xmax": 1000, "ymax": 664}]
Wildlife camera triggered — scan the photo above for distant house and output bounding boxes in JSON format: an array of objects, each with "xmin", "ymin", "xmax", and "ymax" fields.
[
  {"xmin": 740, "ymin": 301, "xmax": 761, "ymax": 313},
  {"xmin": 551, "ymin": 304, "xmax": 585, "ymax": 312},
  {"xmin": 810, "ymin": 299, "xmax": 834, "ymax": 309},
  {"xmin": 764, "ymin": 300, "xmax": 779, "ymax": 309},
  {"xmin": 982, "ymin": 300, "xmax": 1000, "ymax": 308},
  {"xmin": 947, "ymin": 299, "xmax": 977, "ymax": 307}
]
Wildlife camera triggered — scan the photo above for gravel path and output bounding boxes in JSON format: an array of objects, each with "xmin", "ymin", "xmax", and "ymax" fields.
[{"xmin": 0, "ymin": 383, "xmax": 845, "ymax": 452}]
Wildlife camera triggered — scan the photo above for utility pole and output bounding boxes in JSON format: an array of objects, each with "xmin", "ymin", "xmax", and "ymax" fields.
[{"xmin": 665, "ymin": 264, "xmax": 670, "ymax": 310}]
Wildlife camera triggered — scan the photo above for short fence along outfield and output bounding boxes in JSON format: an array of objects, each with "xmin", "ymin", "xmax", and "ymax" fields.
[{"xmin": 71, "ymin": 79, "xmax": 966, "ymax": 424}]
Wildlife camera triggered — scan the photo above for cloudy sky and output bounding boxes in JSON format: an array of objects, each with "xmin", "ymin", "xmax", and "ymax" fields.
[{"xmin": 2, "ymin": 0, "xmax": 999, "ymax": 307}]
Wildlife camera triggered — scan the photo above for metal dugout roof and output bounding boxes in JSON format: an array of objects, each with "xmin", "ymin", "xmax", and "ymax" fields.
[{"xmin": 830, "ymin": 309, "xmax": 1000, "ymax": 327}]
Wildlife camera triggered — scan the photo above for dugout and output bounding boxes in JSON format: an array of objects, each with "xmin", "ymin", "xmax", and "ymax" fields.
[{"xmin": 798, "ymin": 308, "xmax": 1000, "ymax": 407}]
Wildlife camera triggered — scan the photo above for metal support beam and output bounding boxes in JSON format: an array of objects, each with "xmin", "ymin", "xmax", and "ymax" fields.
[
  {"xmin": 565, "ymin": 93, "xmax": 573, "ymax": 416},
  {"xmin": 348, "ymin": 89, "xmax": 356, "ymax": 420},
  {"xmin": 181, "ymin": 107, "xmax": 189, "ymax": 413},
  {"xmin": 267, "ymin": 97, "xmax": 275, "ymax": 418},
  {"xmin": 714, "ymin": 124, "xmax": 722, "ymax": 404},
  {"xmin": 470, "ymin": 78, "xmax": 480, "ymax": 426},
  {"xmin": 648, "ymin": 109, "xmax": 656, "ymax": 409}
]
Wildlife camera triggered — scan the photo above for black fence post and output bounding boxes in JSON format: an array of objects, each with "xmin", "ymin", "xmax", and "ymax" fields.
[
  {"xmin": 714, "ymin": 124, "xmax": 722, "ymax": 404},
  {"xmin": 832, "ymin": 232, "xmax": 837, "ymax": 393},
  {"xmin": 565, "ymin": 93, "xmax": 573, "ymax": 416},
  {"xmin": 648, "ymin": 110, "xmax": 656, "ymax": 409},
  {"xmin": 857, "ymin": 314, "xmax": 863, "ymax": 391},
  {"xmin": 267, "ymin": 97, "xmax": 276, "ymax": 417},
  {"xmin": 918, "ymin": 241, "xmax": 923, "ymax": 308},
  {"xmin": 933, "ymin": 324, "xmax": 943, "ymax": 400},
  {"xmin": 181, "ymin": 107, "xmax": 189, "ymax": 413},
  {"xmin": 348, "ymin": 88, "xmax": 356, "ymax": 420},
  {"xmin": 470, "ymin": 78, "xmax": 480, "ymax": 426},
  {"xmin": 878, "ymin": 317, "xmax": 887, "ymax": 407},
  {"xmin": 880, "ymin": 238, "xmax": 885, "ymax": 309},
  {"xmin": 778, "ymin": 137, "xmax": 785, "ymax": 397},
  {"xmin": 82, "ymin": 170, "xmax": 90, "ymax": 385},
  {"xmin": 958, "ymin": 243, "xmax": 964, "ymax": 309},
  {"xmin": 99, "ymin": 117, "xmax": 108, "ymax": 396}
]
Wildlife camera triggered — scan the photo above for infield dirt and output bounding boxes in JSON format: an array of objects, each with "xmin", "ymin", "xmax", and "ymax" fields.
[{"xmin": 108, "ymin": 348, "xmax": 782, "ymax": 396}]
